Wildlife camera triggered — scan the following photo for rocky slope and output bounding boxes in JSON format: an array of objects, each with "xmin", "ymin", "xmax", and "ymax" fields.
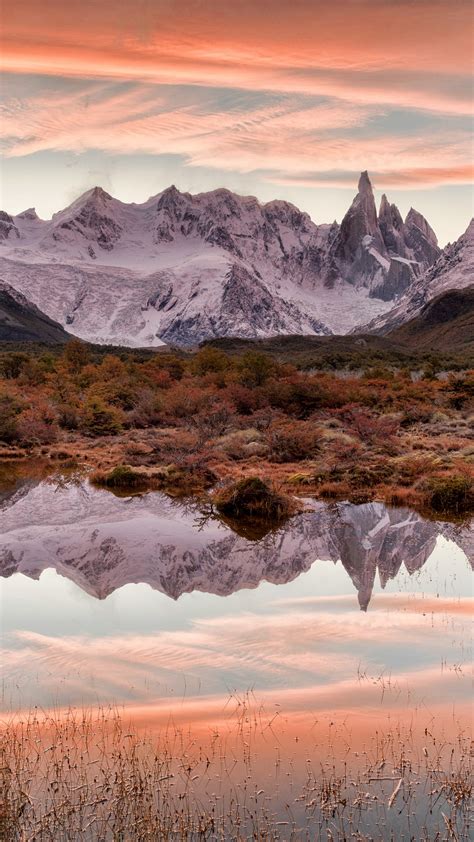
[
  {"xmin": 364, "ymin": 219, "xmax": 474, "ymax": 336},
  {"xmin": 0, "ymin": 280, "xmax": 70, "ymax": 343},
  {"xmin": 0, "ymin": 481, "xmax": 471, "ymax": 609},
  {"xmin": 0, "ymin": 174, "xmax": 441, "ymax": 347},
  {"xmin": 388, "ymin": 286, "xmax": 474, "ymax": 353}
]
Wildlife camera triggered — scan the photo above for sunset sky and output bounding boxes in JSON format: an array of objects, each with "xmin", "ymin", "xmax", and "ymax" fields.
[{"xmin": 1, "ymin": 0, "xmax": 472, "ymax": 244}]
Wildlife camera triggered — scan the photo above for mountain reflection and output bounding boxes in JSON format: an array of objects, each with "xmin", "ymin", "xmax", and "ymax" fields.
[{"xmin": 0, "ymin": 480, "xmax": 472, "ymax": 609}]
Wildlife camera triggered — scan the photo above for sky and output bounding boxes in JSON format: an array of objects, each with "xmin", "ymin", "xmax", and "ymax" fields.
[{"xmin": 0, "ymin": 0, "xmax": 473, "ymax": 245}]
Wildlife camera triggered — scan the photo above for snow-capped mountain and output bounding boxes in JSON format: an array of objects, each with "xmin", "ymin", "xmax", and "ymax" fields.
[
  {"xmin": 364, "ymin": 218, "xmax": 474, "ymax": 335},
  {"xmin": 0, "ymin": 480, "xmax": 471, "ymax": 609},
  {"xmin": 0, "ymin": 173, "xmax": 442, "ymax": 346}
]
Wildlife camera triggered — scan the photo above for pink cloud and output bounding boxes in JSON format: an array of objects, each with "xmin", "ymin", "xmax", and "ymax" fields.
[
  {"xmin": 1, "ymin": 84, "xmax": 471, "ymax": 190},
  {"xmin": 3, "ymin": 596, "xmax": 470, "ymax": 712},
  {"xmin": 1, "ymin": 2, "xmax": 472, "ymax": 115}
]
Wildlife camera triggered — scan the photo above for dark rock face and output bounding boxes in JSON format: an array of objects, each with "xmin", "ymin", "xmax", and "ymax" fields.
[
  {"xmin": 335, "ymin": 171, "xmax": 385, "ymax": 265},
  {"xmin": 403, "ymin": 208, "xmax": 440, "ymax": 266},
  {"xmin": 0, "ymin": 280, "xmax": 70, "ymax": 343},
  {"xmin": 379, "ymin": 258, "xmax": 416, "ymax": 301},
  {"xmin": 158, "ymin": 263, "xmax": 330, "ymax": 347},
  {"xmin": 363, "ymin": 219, "xmax": 474, "ymax": 337},
  {"xmin": 0, "ymin": 211, "xmax": 19, "ymax": 242},
  {"xmin": 58, "ymin": 207, "xmax": 122, "ymax": 251},
  {"xmin": 329, "ymin": 174, "xmax": 440, "ymax": 300},
  {"xmin": 378, "ymin": 194, "xmax": 404, "ymax": 253}
]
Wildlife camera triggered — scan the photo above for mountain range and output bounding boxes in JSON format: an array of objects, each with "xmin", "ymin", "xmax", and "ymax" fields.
[
  {"xmin": 0, "ymin": 173, "xmax": 471, "ymax": 348},
  {"xmin": 1, "ymin": 479, "xmax": 472, "ymax": 609}
]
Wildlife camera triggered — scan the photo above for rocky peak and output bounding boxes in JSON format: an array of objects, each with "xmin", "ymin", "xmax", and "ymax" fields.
[
  {"xmin": 154, "ymin": 185, "xmax": 190, "ymax": 219},
  {"xmin": 405, "ymin": 207, "xmax": 438, "ymax": 246},
  {"xmin": 0, "ymin": 211, "xmax": 20, "ymax": 241},
  {"xmin": 334, "ymin": 171, "xmax": 385, "ymax": 269},
  {"xmin": 47, "ymin": 186, "xmax": 123, "ymax": 252},
  {"xmin": 462, "ymin": 217, "xmax": 474, "ymax": 241},
  {"xmin": 378, "ymin": 194, "xmax": 404, "ymax": 254},
  {"xmin": 17, "ymin": 207, "xmax": 39, "ymax": 221},
  {"xmin": 403, "ymin": 207, "xmax": 440, "ymax": 266},
  {"xmin": 89, "ymin": 186, "xmax": 112, "ymax": 202},
  {"xmin": 378, "ymin": 194, "xmax": 403, "ymax": 230},
  {"xmin": 358, "ymin": 169, "xmax": 373, "ymax": 196}
]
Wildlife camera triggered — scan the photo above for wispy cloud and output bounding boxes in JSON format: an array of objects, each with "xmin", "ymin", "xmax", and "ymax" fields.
[
  {"xmin": 1, "ymin": 2, "xmax": 472, "ymax": 115},
  {"xmin": 1, "ymin": 82, "xmax": 471, "ymax": 190},
  {"xmin": 3, "ymin": 596, "xmax": 470, "ymax": 711}
]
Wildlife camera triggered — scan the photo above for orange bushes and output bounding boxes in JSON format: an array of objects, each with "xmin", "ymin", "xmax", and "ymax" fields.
[
  {"xmin": 341, "ymin": 407, "xmax": 400, "ymax": 446},
  {"xmin": 16, "ymin": 401, "xmax": 59, "ymax": 445},
  {"xmin": 161, "ymin": 381, "xmax": 215, "ymax": 420},
  {"xmin": 265, "ymin": 419, "xmax": 320, "ymax": 463},
  {"xmin": 0, "ymin": 344, "xmax": 472, "ymax": 518}
]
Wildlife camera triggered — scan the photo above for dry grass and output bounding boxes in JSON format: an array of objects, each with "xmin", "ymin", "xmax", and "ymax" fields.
[{"xmin": 0, "ymin": 703, "xmax": 471, "ymax": 841}]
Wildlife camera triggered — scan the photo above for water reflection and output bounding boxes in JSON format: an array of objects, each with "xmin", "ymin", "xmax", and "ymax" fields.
[
  {"xmin": 0, "ymin": 478, "xmax": 472, "ymax": 609},
  {"xmin": 1, "ymin": 475, "xmax": 472, "ymax": 839}
]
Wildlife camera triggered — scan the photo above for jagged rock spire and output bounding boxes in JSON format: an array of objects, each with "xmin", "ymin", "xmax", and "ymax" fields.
[
  {"xmin": 358, "ymin": 170, "xmax": 373, "ymax": 195},
  {"xmin": 405, "ymin": 207, "xmax": 438, "ymax": 245},
  {"xmin": 336, "ymin": 170, "xmax": 384, "ymax": 262}
]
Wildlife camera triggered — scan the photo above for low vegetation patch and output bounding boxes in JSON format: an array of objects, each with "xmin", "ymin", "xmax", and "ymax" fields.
[
  {"xmin": 214, "ymin": 476, "xmax": 297, "ymax": 521},
  {"xmin": 91, "ymin": 464, "xmax": 149, "ymax": 490},
  {"xmin": 0, "ymin": 340, "xmax": 472, "ymax": 517},
  {"xmin": 426, "ymin": 473, "xmax": 473, "ymax": 515}
]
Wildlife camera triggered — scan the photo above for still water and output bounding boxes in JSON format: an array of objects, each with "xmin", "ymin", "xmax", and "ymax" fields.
[{"xmin": 0, "ymin": 475, "xmax": 472, "ymax": 839}]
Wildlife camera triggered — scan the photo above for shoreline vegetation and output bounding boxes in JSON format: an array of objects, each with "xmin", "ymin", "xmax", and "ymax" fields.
[
  {"xmin": 1, "ymin": 703, "xmax": 471, "ymax": 841},
  {"xmin": 0, "ymin": 339, "xmax": 473, "ymax": 521}
]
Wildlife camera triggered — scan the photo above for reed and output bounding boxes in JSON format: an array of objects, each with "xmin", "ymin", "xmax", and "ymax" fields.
[{"xmin": 1, "ymin": 701, "xmax": 471, "ymax": 841}]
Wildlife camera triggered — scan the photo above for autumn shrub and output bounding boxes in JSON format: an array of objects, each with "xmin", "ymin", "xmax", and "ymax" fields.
[
  {"xmin": 392, "ymin": 454, "xmax": 439, "ymax": 485},
  {"xmin": 214, "ymin": 477, "xmax": 295, "ymax": 520},
  {"xmin": 224, "ymin": 383, "xmax": 265, "ymax": 415},
  {"xmin": 92, "ymin": 464, "xmax": 148, "ymax": 489},
  {"xmin": 266, "ymin": 420, "xmax": 320, "ymax": 462},
  {"xmin": 191, "ymin": 346, "xmax": 229, "ymax": 376},
  {"xmin": 127, "ymin": 389, "xmax": 163, "ymax": 428},
  {"xmin": 16, "ymin": 402, "xmax": 59, "ymax": 446},
  {"xmin": 0, "ymin": 352, "xmax": 31, "ymax": 380},
  {"xmin": 400, "ymin": 405, "xmax": 434, "ymax": 427},
  {"xmin": 63, "ymin": 338, "xmax": 91, "ymax": 373},
  {"xmin": 187, "ymin": 401, "xmax": 235, "ymax": 445},
  {"xmin": 265, "ymin": 377, "xmax": 325, "ymax": 417},
  {"xmin": 162, "ymin": 382, "xmax": 215, "ymax": 420},
  {"xmin": 81, "ymin": 397, "xmax": 124, "ymax": 436},
  {"xmin": 345, "ymin": 407, "xmax": 400, "ymax": 446},
  {"xmin": 426, "ymin": 474, "xmax": 473, "ymax": 515},
  {"xmin": 236, "ymin": 351, "xmax": 277, "ymax": 387},
  {"xmin": 0, "ymin": 394, "xmax": 21, "ymax": 443}
]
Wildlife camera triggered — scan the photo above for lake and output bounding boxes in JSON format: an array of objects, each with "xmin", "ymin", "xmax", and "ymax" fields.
[{"xmin": 1, "ymin": 474, "xmax": 472, "ymax": 839}]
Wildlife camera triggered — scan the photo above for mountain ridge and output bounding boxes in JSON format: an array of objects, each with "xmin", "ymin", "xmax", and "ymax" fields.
[
  {"xmin": 0, "ymin": 173, "xmax": 466, "ymax": 348},
  {"xmin": 363, "ymin": 218, "xmax": 474, "ymax": 335}
]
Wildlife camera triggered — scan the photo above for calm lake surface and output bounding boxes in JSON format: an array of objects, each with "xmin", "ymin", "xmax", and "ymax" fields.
[{"xmin": 1, "ymin": 475, "xmax": 472, "ymax": 839}]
